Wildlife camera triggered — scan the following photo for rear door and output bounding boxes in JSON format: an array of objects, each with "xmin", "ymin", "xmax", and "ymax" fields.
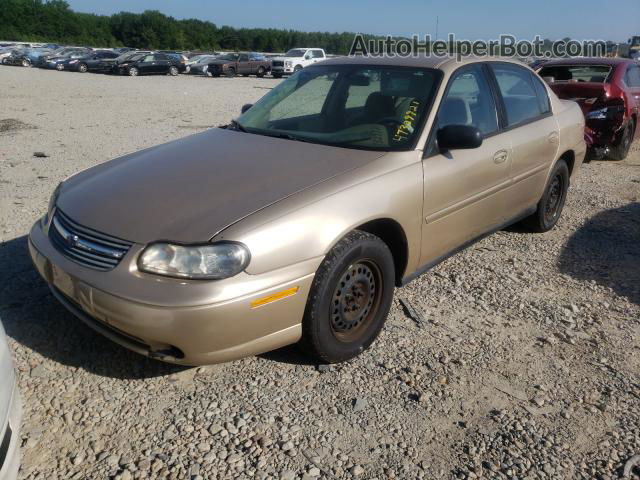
[
  {"xmin": 421, "ymin": 63, "xmax": 513, "ymax": 265},
  {"xmin": 237, "ymin": 54, "xmax": 250, "ymax": 74},
  {"xmin": 488, "ymin": 62, "xmax": 559, "ymax": 216},
  {"xmin": 153, "ymin": 54, "xmax": 170, "ymax": 73}
]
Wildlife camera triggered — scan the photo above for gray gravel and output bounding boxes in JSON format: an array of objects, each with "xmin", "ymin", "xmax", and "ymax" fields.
[{"xmin": 1, "ymin": 66, "xmax": 639, "ymax": 479}]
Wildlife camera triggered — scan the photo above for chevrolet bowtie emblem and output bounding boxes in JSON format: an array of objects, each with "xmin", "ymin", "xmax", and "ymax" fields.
[{"xmin": 66, "ymin": 234, "xmax": 80, "ymax": 248}]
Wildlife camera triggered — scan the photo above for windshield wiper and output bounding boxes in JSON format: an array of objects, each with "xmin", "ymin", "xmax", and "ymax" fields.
[
  {"xmin": 256, "ymin": 131, "xmax": 314, "ymax": 143},
  {"xmin": 228, "ymin": 119, "xmax": 248, "ymax": 132}
]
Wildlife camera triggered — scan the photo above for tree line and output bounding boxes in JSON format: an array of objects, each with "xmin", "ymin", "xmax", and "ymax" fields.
[{"xmin": 0, "ymin": 0, "xmax": 375, "ymax": 54}]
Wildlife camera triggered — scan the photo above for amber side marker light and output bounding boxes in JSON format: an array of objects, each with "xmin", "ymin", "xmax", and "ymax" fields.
[{"xmin": 251, "ymin": 286, "xmax": 300, "ymax": 308}]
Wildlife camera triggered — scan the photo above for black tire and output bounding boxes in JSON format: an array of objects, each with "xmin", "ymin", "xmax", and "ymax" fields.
[
  {"xmin": 272, "ymin": 72, "xmax": 282, "ymax": 78},
  {"xmin": 128, "ymin": 67, "xmax": 138, "ymax": 77},
  {"xmin": 168, "ymin": 66, "xmax": 179, "ymax": 76},
  {"xmin": 225, "ymin": 67, "xmax": 236, "ymax": 78},
  {"xmin": 609, "ymin": 120, "xmax": 635, "ymax": 161},
  {"xmin": 55, "ymin": 63, "xmax": 63, "ymax": 71},
  {"xmin": 21, "ymin": 59, "xmax": 30, "ymax": 68},
  {"xmin": 521, "ymin": 159, "xmax": 569, "ymax": 233},
  {"xmin": 78, "ymin": 63, "xmax": 88, "ymax": 73},
  {"xmin": 256, "ymin": 66, "xmax": 265, "ymax": 77},
  {"xmin": 301, "ymin": 230, "xmax": 395, "ymax": 363}
]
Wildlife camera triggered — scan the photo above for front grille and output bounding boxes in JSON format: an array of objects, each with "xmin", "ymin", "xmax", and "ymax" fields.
[
  {"xmin": 272, "ymin": 60, "xmax": 284, "ymax": 67},
  {"xmin": 49, "ymin": 209, "xmax": 132, "ymax": 271}
]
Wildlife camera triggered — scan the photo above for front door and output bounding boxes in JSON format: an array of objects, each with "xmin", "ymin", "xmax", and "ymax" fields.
[{"xmin": 420, "ymin": 63, "xmax": 513, "ymax": 266}]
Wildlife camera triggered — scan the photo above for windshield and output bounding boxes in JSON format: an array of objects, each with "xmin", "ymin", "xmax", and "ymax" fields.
[
  {"xmin": 218, "ymin": 54, "xmax": 239, "ymax": 61},
  {"xmin": 237, "ymin": 64, "xmax": 440, "ymax": 151},
  {"xmin": 539, "ymin": 65, "xmax": 613, "ymax": 83},
  {"xmin": 285, "ymin": 49, "xmax": 306, "ymax": 57}
]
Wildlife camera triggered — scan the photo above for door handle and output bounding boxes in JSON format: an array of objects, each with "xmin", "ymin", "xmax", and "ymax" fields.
[
  {"xmin": 493, "ymin": 150, "xmax": 508, "ymax": 164},
  {"xmin": 547, "ymin": 131, "xmax": 559, "ymax": 144}
]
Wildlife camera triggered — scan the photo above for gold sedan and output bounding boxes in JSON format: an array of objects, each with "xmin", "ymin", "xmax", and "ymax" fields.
[{"xmin": 29, "ymin": 56, "xmax": 586, "ymax": 365}]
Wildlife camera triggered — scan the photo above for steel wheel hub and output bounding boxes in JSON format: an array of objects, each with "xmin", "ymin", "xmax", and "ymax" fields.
[
  {"xmin": 331, "ymin": 262, "xmax": 377, "ymax": 335},
  {"xmin": 545, "ymin": 175, "xmax": 562, "ymax": 223}
]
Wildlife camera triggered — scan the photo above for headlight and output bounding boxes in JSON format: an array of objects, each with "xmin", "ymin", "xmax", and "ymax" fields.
[
  {"xmin": 138, "ymin": 242, "xmax": 250, "ymax": 280},
  {"xmin": 285, "ymin": 61, "xmax": 292, "ymax": 67}
]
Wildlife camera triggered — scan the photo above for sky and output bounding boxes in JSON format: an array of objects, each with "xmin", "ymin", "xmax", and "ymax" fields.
[{"xmin": 65, "ymin": 0, "xmax": 637, "ymax": 43}]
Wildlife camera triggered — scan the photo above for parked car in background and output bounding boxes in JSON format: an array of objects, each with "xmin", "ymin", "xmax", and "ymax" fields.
[
  {"xmin": 35, "ymin": 47, "xmax": 90, "ymax": 67},
  {"xmin": 62, "ymin": 50, "xmax": 119, "ymax": 73},
  {"xmin": 205, "ymin": 52, "xmax": 271, "ymax": 77},
  {"xmin": 97, "ymin": 51, "xmax": 151, "ymax": 74},
  {"xmin": 29, "ymin": 57, "xmax": 585, "ymax": 366},
  {"xmin": 270, "ymin": 48, "xmax": 326, "ymax": 77},
  {"xmin": 0, "ymin": 320, "xmax": 21, "ymax": 480},
  {"xmin": 0, "ymin": 46, "xmax": 17, "ymax": 63},
  {"xmin": 117, "ymin": 53, "xmax": 181, "ymax": 76},
  {"xmin": 45, "ymin": 50, "xmax": 93, "ymax": 71},
  {"xmin": 1, "ymin": 49, "xmax": 32, "ymax": 67},
  {"xmin": 538, "ymin": 58, "xmax": 640, "ymax": 160},
  {"xmin": 186, "ymin": 55, "xmax": 218, "ymax": 75}
]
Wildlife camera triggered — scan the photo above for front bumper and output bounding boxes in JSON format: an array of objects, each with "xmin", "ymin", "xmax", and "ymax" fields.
[
  {"xmin": 271, "ymin": 66, "xmax": 294, "ymax": 74},
  {"xmin": 0, "ymin": 380, "xmax": 21, "ymax": 480},
  {"xmin": 28, "ymin": 218, "xmax": 318, "ymax": 365}
]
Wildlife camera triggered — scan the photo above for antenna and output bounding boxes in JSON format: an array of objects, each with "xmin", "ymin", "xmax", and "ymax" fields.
[{"xmin": 435, "ymin": 16, "xmax": 439, "ymax": 40}]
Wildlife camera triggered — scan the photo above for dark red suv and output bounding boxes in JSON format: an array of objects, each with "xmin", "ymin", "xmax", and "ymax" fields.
[{"xmin": 538, "ymin": 58, "xmax": 640, "ymax": 160}]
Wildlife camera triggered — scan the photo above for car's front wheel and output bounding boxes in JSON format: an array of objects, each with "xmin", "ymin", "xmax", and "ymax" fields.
[
  {"xmin": 128, "ymin": 67, "xmax": 138, "ymax": 76},
  {"xmin": 301, "ymin": 230, "xmax": 395, "ymax": 363},
  {"xmin": 55, "ymin": 63, "xmax": 64, "ymax": 71},
  {"xmin": 168, "ymin": 66, "xmax": 179, "ymax": 76},
  {"xmin": 78, "ymin": 63, "xmax": 88, "ymax": 73},
  {"xmin": 521, "ymin": 159, "xmax": 569, "ymax": 233}
]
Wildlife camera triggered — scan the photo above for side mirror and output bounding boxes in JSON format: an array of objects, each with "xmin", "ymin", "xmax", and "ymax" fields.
[
  {"xmin": 241, "ymin": 104, "xmax": 253, "ymax": 114},
  {"xmin": 437, "ymin": 125, "xmax": 482, "ymax": 151}
]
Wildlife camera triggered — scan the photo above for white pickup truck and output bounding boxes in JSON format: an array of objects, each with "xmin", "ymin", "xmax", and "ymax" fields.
[{"xmin": 270, "ymin": 48, "xmax": 326, "ymax": 78}]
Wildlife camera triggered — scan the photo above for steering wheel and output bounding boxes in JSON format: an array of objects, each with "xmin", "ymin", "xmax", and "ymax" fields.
[{"xmin": 378, "ymin": 117, "xmax": 403, "ymax": 127}]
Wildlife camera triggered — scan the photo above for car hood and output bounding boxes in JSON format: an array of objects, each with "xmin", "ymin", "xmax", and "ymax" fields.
[{"xmin": 57, "ymin": 128, "xmax": 385, "ymax": 244}]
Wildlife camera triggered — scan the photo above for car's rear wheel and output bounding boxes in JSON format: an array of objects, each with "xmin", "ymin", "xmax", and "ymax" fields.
[
  {"xmin": 301, "ymin": 230, "xmax": 395, "ymax": 363},
  {"xmin": 55, "ymin": 63, "xmax": 64, "ymax": 71},
  {"xmin": 609, "ymin": 120, "xmax": 635, "ymax": 161},
  {"xmin": 226, "ymin": 67, "xmax": 236, "ymax": 78},
  {"xmin": 521, "ymin": 159, "xmax": 569, "ymax": 233},
  {"xmin": 169, "ymin": 66, "xmax": 179, "ymax": 76},
  {"xmin": 78, "ymin": 63, "xmax": 88, "ymax": 73},
  {"xmin": 21, "ymin": 59, "xmax": 30, "ymax": 68},
  {"xmin": 256, "ymin": 66, "xmax": 266, "ymax": 77},
  {"xmin": 294, "ymin": 65, "xmax": 303, "ymax": 73},
  {"xmin": 128, "ymin": 67, "xmax": 138, "ymax": 76}
]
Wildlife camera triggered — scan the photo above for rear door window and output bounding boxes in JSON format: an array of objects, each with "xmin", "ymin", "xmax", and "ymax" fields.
[{"xmin": 491, "ymin": 63, "xmax": 544, "ymax": 126}]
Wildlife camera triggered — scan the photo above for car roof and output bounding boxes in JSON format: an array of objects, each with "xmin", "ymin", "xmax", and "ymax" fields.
[
  {"xmin": 319, "ymin": 55, "xmax": 527, "ymax": 73},
  {"xmin": 541, "ymin": 57, "xmax": 633, "ymax": 66}
]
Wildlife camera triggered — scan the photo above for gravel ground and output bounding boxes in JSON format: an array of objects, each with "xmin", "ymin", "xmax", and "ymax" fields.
[{"xmin": 0, "ymin": 66, "xmax": 639, "ymax": 480}]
